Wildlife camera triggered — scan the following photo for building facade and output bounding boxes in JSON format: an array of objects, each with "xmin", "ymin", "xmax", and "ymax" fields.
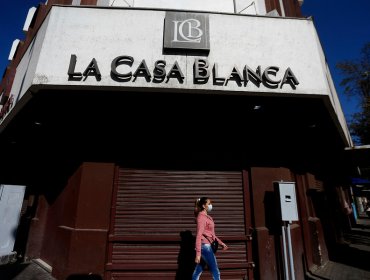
[{"xmin": 0, "ymin": 0, "xmax": 354, "ymax": 279}]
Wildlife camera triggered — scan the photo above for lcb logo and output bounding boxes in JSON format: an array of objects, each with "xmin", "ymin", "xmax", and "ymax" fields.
[
  {"xmin": 164, "ymin": 12, "xmax": 210, "ymax": 51},
  {"xmin": 172, "ymin": 19, "xmax": 203, "ymax": 43}
]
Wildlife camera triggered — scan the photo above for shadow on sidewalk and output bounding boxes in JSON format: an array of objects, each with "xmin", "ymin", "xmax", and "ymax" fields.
[
  {"xmin": 0, "ymin": 262, "xmax": 31, "ymax": 280},
  {"xmin": 0, "ymin": 261, "xmax": 55, "ymax": 280},
  {"xmin": 331, "ymin": 243, "xmax": 370, "ymax": 271}
]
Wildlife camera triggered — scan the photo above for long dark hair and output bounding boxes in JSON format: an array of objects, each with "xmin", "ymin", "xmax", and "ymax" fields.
[{"xmin": 194, "ymin": 197, "xmax": 208, "ymax": 217}]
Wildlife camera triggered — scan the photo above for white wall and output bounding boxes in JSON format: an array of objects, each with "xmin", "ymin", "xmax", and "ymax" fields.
[
  {"xmin": 9, "ymin": 14, "xmax": 50, "ymax": 106},
  {"xmin": 101, "ymin": 0, "xmax": 269, "ymax": 15},
  {"xmin": 33, "ymin": 7, "xmax": 327, "ymax": 94},
  {"xmin": 236, "ymin": 0, "xmax": 267, "ymax": 15},
  {"xmin": 136, "ymin": 0, "xmax": 235, "ymax": 13},
  {"xmin": 4, "ymin": 6, "xmax": 352, "ymax": 145}
]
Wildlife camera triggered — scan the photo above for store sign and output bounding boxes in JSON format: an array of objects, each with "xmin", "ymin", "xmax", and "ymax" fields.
[
  {"xmin": 163, "ymin": 12, "xmax": 210, "ymax": 51},
  {"xmin": 67, "ymin": 55, "xmax": 300, "ymax": 90},
  {"xmin": 66, "ymin": 11, "xmax": 301, "ymax": 90}
]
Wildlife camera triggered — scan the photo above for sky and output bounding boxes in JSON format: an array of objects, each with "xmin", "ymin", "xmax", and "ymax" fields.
[
  {"xmin": 301, "ymin": 0, "xmax": 370, "ymax": 120},
  {"xmin": 0, "ymin": 0, "xmax": 369, "ymax": 122}
]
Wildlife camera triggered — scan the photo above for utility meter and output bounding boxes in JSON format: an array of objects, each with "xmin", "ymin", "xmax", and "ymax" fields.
[{"xmin": 274, "ymin": 182, "xmax": 299, "ymax": 222}]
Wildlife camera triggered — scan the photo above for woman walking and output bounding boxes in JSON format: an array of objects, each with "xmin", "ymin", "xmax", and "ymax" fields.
[{"xmin": 192, "ymin": 197, "xmax": 228, "ymax": 280}]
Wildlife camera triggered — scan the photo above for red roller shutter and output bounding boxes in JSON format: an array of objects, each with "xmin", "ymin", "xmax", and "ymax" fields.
[{"xmin": 107, "ymin": 168, "xmax": 251, "ymax": 279}]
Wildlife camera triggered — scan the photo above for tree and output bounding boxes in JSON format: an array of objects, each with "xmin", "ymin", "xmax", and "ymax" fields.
[{"xmin": 337, "ymin": 42, "xmax": 370, "ymax": 145}]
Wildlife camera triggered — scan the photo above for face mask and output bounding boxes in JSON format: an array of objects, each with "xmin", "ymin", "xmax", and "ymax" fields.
[{"xmin": 207, "ymin": 204, "xmax": 213, "ymax": 212}]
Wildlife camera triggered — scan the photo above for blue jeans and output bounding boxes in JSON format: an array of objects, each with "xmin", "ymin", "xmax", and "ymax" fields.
[{"xmin": 192, "ymin": 244, "xmax": 221, "ymax": 280}]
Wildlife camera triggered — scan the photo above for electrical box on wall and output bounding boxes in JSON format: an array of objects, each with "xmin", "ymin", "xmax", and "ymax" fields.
[{"xmin": 274, "ymin": 182, "xmax": 299, "ymax": 222}]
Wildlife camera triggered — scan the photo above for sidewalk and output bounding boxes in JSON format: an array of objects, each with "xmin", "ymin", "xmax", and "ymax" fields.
[
  {"xmin": 0, "ymin": 261, "xmax": 55, "ymax": 280},
  {"xmin": 309, "ymin": 261, "xmax": 370, "ymax": 280},
  {"xmin": 307, "ymin": 217, "xmax": 370, "ymax": 280}
]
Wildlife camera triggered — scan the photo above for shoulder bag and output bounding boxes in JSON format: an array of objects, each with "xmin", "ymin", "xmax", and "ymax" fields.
[{"xmin": 203, "ymin": 235, "xmax": 219, "ymax": 253}]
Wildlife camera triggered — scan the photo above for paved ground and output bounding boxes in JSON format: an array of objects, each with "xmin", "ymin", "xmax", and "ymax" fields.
[
  {"xmin": 307, "ymin": 217, "xmax": 370, "ymax": 280},
  {"xmin": 310, "ymin": 261, "xmax": 370, "ymax": 280},
  {"xmin": 0, "ymin": 261, "xmax": 55, "ymax": 280}
]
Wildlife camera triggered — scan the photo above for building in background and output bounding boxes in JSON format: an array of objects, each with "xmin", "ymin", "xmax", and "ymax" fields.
[{"xmin": 0, "ymin": 0, "xmax": 358, "ymax": 279}]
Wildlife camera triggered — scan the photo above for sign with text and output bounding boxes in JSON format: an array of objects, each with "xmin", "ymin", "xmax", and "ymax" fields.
[
  {"xmin": 164, "ymin": 12, "xmax": 210, "ymax": 52},
  {"xmin": 67, "ymin": 55, "xmax": 299, "ymax": 90}
]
